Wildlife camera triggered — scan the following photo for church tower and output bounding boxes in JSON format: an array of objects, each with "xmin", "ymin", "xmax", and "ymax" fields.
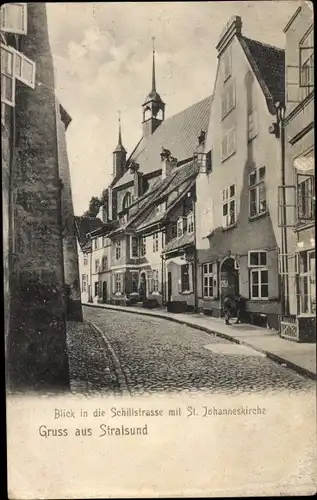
[
  {"xmin": 142, "ymin": 39, "xmax": 165, "ymax": 137},
  {"xmin": 113, "ymin": 112, "xmax": 127, "ymax": 179}
]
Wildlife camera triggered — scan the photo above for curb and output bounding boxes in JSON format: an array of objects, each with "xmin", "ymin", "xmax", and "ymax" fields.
[{"xmin": 83, "ymin": 303, "xmax": 316, "ymax": 381}]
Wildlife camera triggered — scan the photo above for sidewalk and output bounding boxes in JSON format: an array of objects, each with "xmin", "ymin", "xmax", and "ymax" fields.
[{"xmin": 83, "ymin": 302, "xmax": 316, "ymax": 380}]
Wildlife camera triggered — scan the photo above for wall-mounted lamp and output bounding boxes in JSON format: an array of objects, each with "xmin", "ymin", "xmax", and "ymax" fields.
[{"xmin": 194, "ymin": 152, "xmax": 207, "ymax": 173}]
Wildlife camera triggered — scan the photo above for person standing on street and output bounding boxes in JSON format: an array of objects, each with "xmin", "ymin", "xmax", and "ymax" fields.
[
  {"xmin": 223, "ymin": 295, "xmax": 232, "ymax": 325},
  {"xmin": 234, "ymin": 294, "xmax": 245, "ymax": 324}
]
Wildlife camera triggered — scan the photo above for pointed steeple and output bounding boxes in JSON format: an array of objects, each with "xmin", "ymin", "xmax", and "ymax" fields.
[
  {"xmin": 114, "ymin": 111, "xmax": 126, "ymax": 153},
  {"xmin": 152, "ymin": 37, "xmax": 156, "ymax": 92},
  {"xmin": 142, "ymin": 38, "xmax": 166, "ymax": 137},
  {"xmin": 113, "ymin": 111, "xmax": 127, "ymax": 179}
]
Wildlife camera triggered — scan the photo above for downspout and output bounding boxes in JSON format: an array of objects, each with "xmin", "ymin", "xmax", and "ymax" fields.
[
  {"xmin": 278, "ymin": 106, "xmax": 289, "ymax": 315},
  {"xmin": 193, "ymin": 191, "xmax": 198, "ymax": 313}
]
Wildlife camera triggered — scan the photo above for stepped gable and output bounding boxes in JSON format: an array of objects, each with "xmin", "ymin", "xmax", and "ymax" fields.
[
  {"xmin": 113, "ymin": 95, "xmax": 212, "ymax": 188},
  {"xmin": 239, "ymin": 36, "xmax": 285, "ymax": 111}
]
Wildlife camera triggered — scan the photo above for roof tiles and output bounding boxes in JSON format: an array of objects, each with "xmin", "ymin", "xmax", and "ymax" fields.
[{"xmin": 114, "ymin": 95, "xmax": 212, "ymax": 188}]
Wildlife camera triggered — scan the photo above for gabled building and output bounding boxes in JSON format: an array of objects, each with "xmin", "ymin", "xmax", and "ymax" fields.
[
  {"xmin": 99, "ymin": 45, "xmax": 211, "ymax": 306},
  {"xmin": 278, "ymin": 4, "xmax": 315, "ymax": 342},
  {"xmin": 195, "ymin": 16, "xmax": 285, "ymax": 329}
]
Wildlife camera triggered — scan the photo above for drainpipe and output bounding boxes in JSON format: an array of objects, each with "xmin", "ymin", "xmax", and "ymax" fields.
[
  {"xmin": 276, "ymin": 102, "xmax": 289, "ymax": 315},
  {"xmin": 193, "ymin": 192, "xmax": 198, "ymax": 313}
]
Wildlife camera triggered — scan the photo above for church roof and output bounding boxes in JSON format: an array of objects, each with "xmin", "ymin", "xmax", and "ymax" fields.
[
  {"xmin": 113, "ymin": 95, "xmax": 212, "ymax": 188},
  {"xmin": 239, "ymin": 36, "xmax": 285, "ymax": 113}
]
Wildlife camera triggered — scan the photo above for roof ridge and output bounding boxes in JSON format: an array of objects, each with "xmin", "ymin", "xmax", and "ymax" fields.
[{"xmin": 240, "ymin": 35, "xmax": 284, "ymax": 53}]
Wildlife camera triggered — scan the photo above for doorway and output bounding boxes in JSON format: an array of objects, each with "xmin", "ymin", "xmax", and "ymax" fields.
[
  {"xmin": 167, "ymin": 272, "xmax": 172, "ymax": 302},
  {"xmin": 139, "ymin": 272, "xmax": 147, "ymax": 301},
  {"xmin": 102, "ymin": 281, "xmax": 107, "ymax": 303},
  {"xmin": 220, "ymin": 257, "xmax": 239, "ymax": 307}
]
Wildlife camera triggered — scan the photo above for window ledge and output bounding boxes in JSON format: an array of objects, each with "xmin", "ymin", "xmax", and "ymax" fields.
[
  {"xmin": 297, "ymin": 313, "xmax": 316, "ymax": 318},
  {"xmin": 248, "ymin": 298, "xmax": 270, "ymax": 302},
  {"xmin": 222, "ymin": 223, "xmax": 237, "ymax": 232},
  {"xmin": 221, "ymin": 151, "xmax": 236, "ymax": 163},
  {"xmin": 203, "ymin": 296, "xmax": 215, "ymax": 301},
  {"xmin": 248, "ymin": 211, "xmax": 269, "ymax": 222},
  {"xmin": 179, "ymin": 291, "xmax": 193, "ymax": 295},
  {"xmin": 293, "ymin": 221, "xmax": 315, "ymax": 232}
]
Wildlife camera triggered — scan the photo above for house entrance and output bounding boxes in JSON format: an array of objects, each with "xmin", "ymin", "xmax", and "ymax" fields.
[
  {"xmin": 139, "ymin": 272, "xmax": 147, "ymax": 301},
  {"xmin": 102, "ymin": 281, "xmax": 107, "ymax": 303},
  {"xmin": 220, "ymin": 257, "xmax": 239, "ymax": 306}
]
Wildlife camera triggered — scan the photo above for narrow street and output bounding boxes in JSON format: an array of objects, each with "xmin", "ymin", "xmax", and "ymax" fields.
[{"xmin": 67, "ymin": 306, "xmax": 317, "ymax": 396}]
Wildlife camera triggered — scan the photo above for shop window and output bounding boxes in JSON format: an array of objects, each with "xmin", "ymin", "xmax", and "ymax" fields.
[{"xmin": 298, "ymin": 249, "xmax": 316, "ymax": 315}]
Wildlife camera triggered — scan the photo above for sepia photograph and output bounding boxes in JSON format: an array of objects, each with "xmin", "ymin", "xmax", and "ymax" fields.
[{"xmin": 2, "ymin": 1, "xmax": 316, "ymax": 498}]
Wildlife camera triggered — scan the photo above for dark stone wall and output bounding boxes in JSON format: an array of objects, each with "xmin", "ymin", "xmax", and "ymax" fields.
[
  {"xmin": 7, "ymin": 3, "xmax": 70, "ymax": 391},
  {"xmin": 56, "ymin": 105, "xmax": 83, "ymax": 322}
]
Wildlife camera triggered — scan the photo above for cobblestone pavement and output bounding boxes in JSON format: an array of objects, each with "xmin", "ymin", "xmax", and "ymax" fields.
[
  {"xmin": 82, "ymin": 307, "xmax": 315, "ymax": 396},
  {"xmin": 66, "ymin": 321, "xmax": 121, "ymax": 395}
]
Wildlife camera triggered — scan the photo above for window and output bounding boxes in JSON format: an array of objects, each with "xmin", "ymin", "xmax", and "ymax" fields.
[
  {"xmin": 153, "ymin": 233, "xmax": 159, "ymax": 253},
  {"xmin": 103, "ymin": 236, "xmax": 108, "ymax": 247},
  {"xmin": 92, "ymin": 238, "xmax": 99, "ymax": 251},
  {"xmin": 171, "ymin": 223, "xmax": 177, "ymax": 239},
  {"xmin": 221, "ymin": 81, "xmax": 235, "ymax": 119},
  {"xmin": 152, "ymin": 270, "xmax": 159, "ymax": 293},
  {"xmin": 0, "ymin": 3, "xmax": 27, "ymax": 35},
  {"xmin": 130, "ymin": 236, "xmax": 138, "ymax": 258},
  {"xmin": 249, "ymin": 166, "xmax": 267, "ymax": 218},
  {"xmin": 223, "ymin": 48, "xmax": 232, "ymax": 81},
  {"xmin": 297, "ymin": 174, "xmax": 315, "ymax": 220},
  {"xmin": 187, "ymin": 212, "xmax": 194, "ymax": 234},
  {"xmin": 181, "ymin": 264, "xmax": 190, "ymax": 292},
  {"xmin": 177, "ymin": 218, "xmax": 183, "ymax": 238},
  {"xmin": 115, "ymin": 273, "xmax": 123, "ymax": 294},
  {"xmin": 299, "ymin": 249, "xmax": 316, "ymax": 315},
  {"xmin": 1, "ymin": 44, "xmax": 15, "ymax": 107},
  {"xmin": 102, "ymin": 256, "xmax": 108, "ymax": 271},
  {"xmin": 299, "ymin": 27, "xmax": 314, "ymax": 89},
  {"xmin": 115, "ymin": 240, "xmax": 122, "ymax": 260},
  {"xmin": 203, "ymin": 263, "xmax": 213, "ymax": 298},
  {"xmin": 14, "ymin": 49, "xmax": 35, "ymax": 88},
  {"xmin": 83, "ymin": 254, "xmax": 88, "ymax": 266},
  {"xmin": 206, "ymin": 150, "xmax": 212, "ymax": 173},
  {"xmin": 94, "ymin": 281, "xmax": 99, "ymax": 297},
  {"xmin": 131, "ymin": 272, "xmax": 139, "ymax": 293},
  {"xmin": 140, "ymin": 236, "xmax": 146, "ymax": 257},
  {"xmin": 248, "ymin": 110, "xmax": 257, "ymax": 141},
  {"xmin": 248, "ymin": 251, "xmax": 268, "ymax": 300},
  {"xmin": 94, "ymin": 259, "xmax": 100, "ymax": 273},
  {"xmin": 82, "ymin": 274, "xmax": 87, "ymax": 292},
  {"xmin": 222, "ymin": 184, "xmax": 236, "ymax": 228},
  {"xmin": 221, "ymin": 128, "xmax": 236, "ymax": 161},
  {"xmin": 122, "ymin": 192, "xmax": 132, "ymax": 210}
]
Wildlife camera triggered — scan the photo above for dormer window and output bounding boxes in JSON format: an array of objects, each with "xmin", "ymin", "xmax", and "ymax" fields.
[
  {"xmin": 177, "ymin": 218, "xmax": 183, "ymax": 238},
  {"xmin": 119, "ymin": 213, "xmax": 128, "ymax": 226},
  {"xmin": 122, "ymin": 191, "xmax": 133, "ymax": 210}
]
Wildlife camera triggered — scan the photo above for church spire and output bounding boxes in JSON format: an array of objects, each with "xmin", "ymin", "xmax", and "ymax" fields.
[
  {"xmin": 152, "ymin": 37, "xmax": 156, "ymax": 92},
  {"xmin": 114, "ymin": 111, "xmax": 126, "ymax": 153},
  {"xmin": 142, "ymin": 38, "xmax": 165, "ymax": 137}
]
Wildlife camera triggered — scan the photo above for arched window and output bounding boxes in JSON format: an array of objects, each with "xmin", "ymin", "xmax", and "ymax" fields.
[{"xmin": 122, "ymin": 192, "xmax": 132, "ymax": 210}]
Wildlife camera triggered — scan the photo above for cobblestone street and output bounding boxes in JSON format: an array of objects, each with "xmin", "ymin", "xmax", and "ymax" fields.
[{"xmin": 71, "ymin": 307, "xmax": 316, "ymax": 396}]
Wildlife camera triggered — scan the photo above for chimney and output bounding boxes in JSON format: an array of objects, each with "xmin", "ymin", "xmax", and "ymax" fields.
[
  {"xmin": 160, "ymin": 148, "xmax": 177, "ymax": 179},
  {"xmin": 216, "ymin": 16, "xmax": 242, "ymax": 55}
]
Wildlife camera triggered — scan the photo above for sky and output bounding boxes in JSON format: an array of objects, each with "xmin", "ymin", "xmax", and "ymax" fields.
[{"xmin": 46, "ymin": 1, "xmax": 300, "ymax": 216}]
